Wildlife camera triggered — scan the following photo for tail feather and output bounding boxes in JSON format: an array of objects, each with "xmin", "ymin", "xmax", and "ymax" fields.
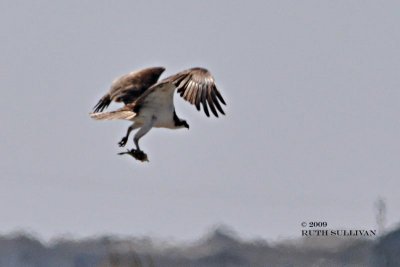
[{"xmin": 90, "ymin": 110, "xmax": 136, "ymax": 120}]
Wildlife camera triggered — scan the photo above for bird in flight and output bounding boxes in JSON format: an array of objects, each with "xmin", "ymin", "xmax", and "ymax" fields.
[{"xmin": 90, "ymin": 66, "xmax": 226, "ymax": 162}]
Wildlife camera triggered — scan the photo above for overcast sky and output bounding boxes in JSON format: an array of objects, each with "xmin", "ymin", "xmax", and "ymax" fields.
[{"xmin": 1, "ymin": 0, "xmax": 400, "ymax": 242}]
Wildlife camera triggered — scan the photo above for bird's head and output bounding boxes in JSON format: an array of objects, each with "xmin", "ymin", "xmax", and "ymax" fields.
[
  {"xmin": 173, "ymin": 111, "xmax": 189, "ymax": 129},
  {"xmin": 175, "ymin": 119, "xmax": 189, "ymax": 129},
  {"xmin": 181, "ymin": 120, "xmax": 190, "ymax": 129}
]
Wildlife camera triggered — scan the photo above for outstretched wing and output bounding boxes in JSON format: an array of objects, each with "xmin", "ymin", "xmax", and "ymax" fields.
[
  {"xmin": 163, "ymin": 68, "xmax": 226, "ymax": 117},
  {"xmin": 93, "ymin": 67, "xmax": 165, "ymax": 112},
  {"xmin": 125, "ymin": 80, "xmax": 176, "ymax": 114}
]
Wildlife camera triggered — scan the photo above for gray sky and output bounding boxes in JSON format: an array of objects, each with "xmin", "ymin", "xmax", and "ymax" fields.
[{"xmin": 1, "ymin": 0, "xmax": 400, "ymax": 241}]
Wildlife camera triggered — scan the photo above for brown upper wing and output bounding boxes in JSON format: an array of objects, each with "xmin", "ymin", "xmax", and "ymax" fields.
[
  {"xmin": 93, "ymin": 67, "xmax": 165, "ymax": 112},
  {"xmin": 163, "ymin": 68, "xmax": 226, "ymax": 117}
]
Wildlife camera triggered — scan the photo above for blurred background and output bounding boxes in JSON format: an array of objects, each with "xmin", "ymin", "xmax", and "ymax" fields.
[{"xmin": 1, "ymin": 0, "xmax": 400, "ymax": 266}]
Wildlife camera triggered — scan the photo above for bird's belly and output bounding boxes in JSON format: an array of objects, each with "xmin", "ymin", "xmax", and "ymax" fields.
[
  {"xmin": 137, "ymin": 106, "xmax": 175, "ymax": 129},
  {"xmin": 154, "ymin": 111, "xmax": 175, "ymax": 128}
]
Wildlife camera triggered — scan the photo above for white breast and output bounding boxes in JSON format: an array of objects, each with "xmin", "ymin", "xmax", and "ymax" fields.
[{"xmin": 136, "ymin": 82, "xmax": 177, "ymax": 128}]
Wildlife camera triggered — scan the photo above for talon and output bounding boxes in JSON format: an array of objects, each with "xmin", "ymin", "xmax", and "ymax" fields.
[{"xmin": 118, "ymin": 137, "xmax": 128, "ymax": 147}]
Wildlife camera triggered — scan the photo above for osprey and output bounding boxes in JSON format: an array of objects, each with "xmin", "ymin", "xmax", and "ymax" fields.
[{"xmin": 90, "ymin": 67, "xmax": 226, "ymax": 162}]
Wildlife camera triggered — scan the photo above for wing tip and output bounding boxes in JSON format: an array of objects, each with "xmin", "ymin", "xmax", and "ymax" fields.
[{"xmin": 93, "ymin": 94, "xmax": 111, "ymax": 112}]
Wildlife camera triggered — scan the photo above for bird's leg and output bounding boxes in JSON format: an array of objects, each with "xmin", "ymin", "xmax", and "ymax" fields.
[
  {"xmin": 118, "ymin": 117, "xmax": 155, "ymax": 162},
  {"xmin": 129, "ymin": 125, "xmax": 150, "ymax": 161},
  {"xmin": 134, "ymin": 136, "xmax": 141, "ymax": 151},
  {"xmin": 118, "ymin": 123, "xmax": 139, "ymax": 147}
]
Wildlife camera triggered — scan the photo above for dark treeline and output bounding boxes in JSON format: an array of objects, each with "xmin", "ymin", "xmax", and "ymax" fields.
[{"xmin": 0, "ymin": 225, "xmax": 399, "ymax": 267}]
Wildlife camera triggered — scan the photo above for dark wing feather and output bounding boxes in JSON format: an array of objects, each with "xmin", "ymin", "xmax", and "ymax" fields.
[
  {"xmin": 93, "ymin": 67, "xmax": 165, "ymax": 112},
  {"xmin": 163, "ymin": 67, "xmax": 226, "ymax": 117}
]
